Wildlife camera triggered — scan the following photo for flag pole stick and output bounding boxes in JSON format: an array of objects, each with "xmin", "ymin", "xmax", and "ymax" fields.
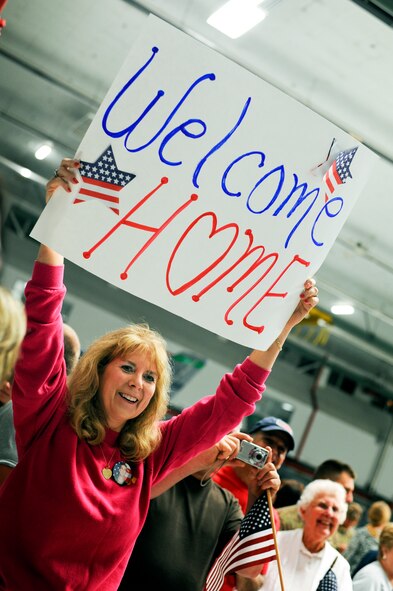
[{"xmin": 266, "ymin": 489, "xmax": 285, "ymax": 591}]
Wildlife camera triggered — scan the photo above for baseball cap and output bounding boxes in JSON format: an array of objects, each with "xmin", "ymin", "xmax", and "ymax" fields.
[{"xmin": 249, "ymin": 416, "xmax": 295, "ymax": 451}]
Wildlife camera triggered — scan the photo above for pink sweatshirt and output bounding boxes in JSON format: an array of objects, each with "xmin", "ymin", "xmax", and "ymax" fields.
[{"xmin": 0, "ymin": 262, "xmax": 269, "ymax": 591}]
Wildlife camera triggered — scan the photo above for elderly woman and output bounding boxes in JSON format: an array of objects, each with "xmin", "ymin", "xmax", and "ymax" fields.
[
  {"xmin": 353, "ymin": 523, "xmax": 393, "ymax": 590},
  {"xmin": 261, "ymin": 479, "xmax": 352, "ymax": 590}
]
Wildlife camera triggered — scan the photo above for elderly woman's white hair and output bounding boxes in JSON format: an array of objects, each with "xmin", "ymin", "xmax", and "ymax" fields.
[{"xmin": 297, "ymin": 479, "xmax": 348, "ymax": 524}]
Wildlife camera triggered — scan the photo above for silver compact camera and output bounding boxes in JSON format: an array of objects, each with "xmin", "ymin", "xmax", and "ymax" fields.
[{"xmin": 236, "ymin": 440, "xmax": 269, "ymax": 469}]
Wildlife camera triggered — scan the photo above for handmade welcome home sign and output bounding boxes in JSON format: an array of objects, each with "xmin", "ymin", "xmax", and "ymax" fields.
[{"xmin": 31, "ymin": 15, "xmax": 378, "ymax": 349}]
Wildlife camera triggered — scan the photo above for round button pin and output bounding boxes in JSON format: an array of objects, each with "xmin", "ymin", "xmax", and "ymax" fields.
[{"xmin": 112, "ymin": 461, "xmax": 134, "ymax": 486}]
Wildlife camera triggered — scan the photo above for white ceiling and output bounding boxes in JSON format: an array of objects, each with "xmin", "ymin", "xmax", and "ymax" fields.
[{"xmin": 1, "ymin": 0, "xmax": 393, "ymax": 402}]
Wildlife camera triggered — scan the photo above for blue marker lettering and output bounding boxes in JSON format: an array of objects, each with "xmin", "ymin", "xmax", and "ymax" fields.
[
  {"xmin": 102, "ymin": 46, "xmax": 162, "ymax": 139},
  {"xmin": 159, "ymin": 119, "xmax": 207, "ymax": 166},
  {"xmin": 311, "ymin": 196, "xmax": 344, "ymax": 247},
  {"xmin": 193, "ymin": 97, "xmax": 252, "ymax": 189},
  {"xmin": 246, "ymin": 165, "xmax": 285, "ymax": 213},
  {"xmin": 222, "ymin": 151, "xmax": 266, "ymax": 197}
]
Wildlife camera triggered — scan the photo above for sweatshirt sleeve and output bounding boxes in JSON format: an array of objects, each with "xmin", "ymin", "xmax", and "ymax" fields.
[
  {"xmin": 150, "ymin": 357, "xmax": 270, "ymax": 482},
  {"xmin": 12, "ymin": 261, "xmax": 68, "ymax": 458}
]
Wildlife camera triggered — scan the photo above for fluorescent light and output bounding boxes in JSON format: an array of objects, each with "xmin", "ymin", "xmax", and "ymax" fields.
[
  {"xmin": 35, "ymin": 143, "xmax": 53, "ymax": 160},
  {"xmin": 19, "ymin": 167, "xmax": 32, "ymax": 178},
  {"xmin": 207, "ymin": 0, "xmax": 267, "ymax": 39},
  {"xmin": 0, "ymin": 155, "xmax": 47, "ymax": 185},
  {"xmin": 330, "ymin": 304, "xmax": 355, "ymax": 316},
  {"xmin": 281, "ymin": 402, "xmax": 293, "ymax": 412}
]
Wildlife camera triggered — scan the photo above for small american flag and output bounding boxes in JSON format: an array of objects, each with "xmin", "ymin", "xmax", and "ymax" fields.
[
  {"xmin": 323, "ymin": 147, "xmax": 358, "ymax": 202},
  {"xmin": 317, "ymin": 558, "xmax": 338, "ymax": 591},
  {"xmin": 317, "ymin": 569, "xmax": 338, "ymax": 591},
  {"xmin": 74, "ymin": 146, "xmax": 135, "ymax": 214},
  {"xmin": 205, "ymin": 492, "xmax": 276, "ymax": 591}
]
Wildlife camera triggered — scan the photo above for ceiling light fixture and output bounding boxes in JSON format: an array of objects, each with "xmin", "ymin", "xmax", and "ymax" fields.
[
  {"xmin": 19, "ymin": 167, "xmax": 32, "ymax": 178},
  {"xmin": 330, "ymin": 304, "xmax": 355, "ymax": 316},
  {"xmin": 207, "ymin": 0, "xmax": 267, "ymax": 39},
  {"xmin": 34, "ymin": 142, "xmax": 53, "ymax": 160},
  {"xmin": 281, "ymin": 402, "xmax": 293, "ymax": 412}
]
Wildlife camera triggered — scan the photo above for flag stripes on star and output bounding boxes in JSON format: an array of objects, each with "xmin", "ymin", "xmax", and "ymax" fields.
[
  {"xmin": 74, "ymin": 145, "xmax": 136, "ymax": 214},
  {"xmin": 205, "ymin": 493, "xmax": 276, "ymax": 591},
  {"xmin": 323, "ymin": 147, "xmax": 358, "ymax": 202}
]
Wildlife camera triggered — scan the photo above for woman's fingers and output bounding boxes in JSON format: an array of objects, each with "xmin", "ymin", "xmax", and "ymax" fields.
[
  {"xmin": 301, "ymin": 278, "xmax": 319, "ymax": 305},
  {"xmin": 45, "ymin": 159, "xmax": 80, "ymax": 203}
]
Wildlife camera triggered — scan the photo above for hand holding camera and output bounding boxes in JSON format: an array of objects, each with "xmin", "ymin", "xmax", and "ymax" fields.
[
  {"xmin": 236, "ymin": 441, "xmax": 281, "ymax": 501},
  {"xmin": 235, "ymin": 440, "xmax": 269, "ymax": 469}
]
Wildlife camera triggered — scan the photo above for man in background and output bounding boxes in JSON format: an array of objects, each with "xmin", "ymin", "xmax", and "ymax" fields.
[
  {"xmin": 277, "ymin": 458, "xmax": 356, "ymax": 550},
  {"xmin": 119, "ymin": 432, "xmax": 280, "ymax": 591},
  {"xmin": 213, "ymin": 416, "xmax": 295, "ymax": 591}
]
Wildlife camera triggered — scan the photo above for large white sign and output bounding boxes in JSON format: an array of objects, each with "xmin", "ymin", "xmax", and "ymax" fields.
[{"xmin": 32, "ymin": 15, "xmax": 378, "ymax": 349}]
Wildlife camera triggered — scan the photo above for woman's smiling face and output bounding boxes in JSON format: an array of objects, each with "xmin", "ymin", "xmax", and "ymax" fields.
[
  {"xmin": 98, "ymin": 351, "xmax": 157, "ymax": 432},
  {"xmin": 301, "ymin": 492, "xmax": 342, "ymax": 546}
]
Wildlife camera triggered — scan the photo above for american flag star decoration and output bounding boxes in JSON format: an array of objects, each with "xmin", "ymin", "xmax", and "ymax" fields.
[
  {"xmin": 74, "ymin": 146, "xmax": 136, "ymax": 215},
  {"xmin": 323, "ymin": 147, "xmax": 358, "ymax": 203},
  {"xmin": 205, "ymin": 492, "xmax": 276, "ymax": 591},
  {"xmin": 317, "ymin": 568, "xmax": 338, "ymax": 591}
]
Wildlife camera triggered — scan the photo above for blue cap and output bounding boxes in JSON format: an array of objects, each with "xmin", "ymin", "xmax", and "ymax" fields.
[{"xmin": 249, "ymin": 416, "xmax": 295, "ymax": 451}]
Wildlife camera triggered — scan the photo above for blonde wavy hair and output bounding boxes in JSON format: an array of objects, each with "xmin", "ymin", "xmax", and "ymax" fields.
[
  {"xmin": 379, "ymin": 523, "xmax": 393, "ymax": 559},
  {"xmin": 367, "ymin": 500, "xmax": 392, "ymax": 527},
  {"xmin": 0, "ymin": 286, "xmax": 26, "ymax": 385},
  {"xmin": 67, "ymin": 324, "xmax": 172, "ymax": 461}
]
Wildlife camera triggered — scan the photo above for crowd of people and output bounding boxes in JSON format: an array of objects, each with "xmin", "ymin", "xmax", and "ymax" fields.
[{"xmin": 0, "ymin": 161, "xmax": 392, "ymax": 590}]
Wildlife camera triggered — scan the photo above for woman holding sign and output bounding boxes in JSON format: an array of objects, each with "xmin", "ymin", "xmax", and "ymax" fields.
[{"xmin": 0, "ymin": 159, "xmax": 319, "ymax": 591}]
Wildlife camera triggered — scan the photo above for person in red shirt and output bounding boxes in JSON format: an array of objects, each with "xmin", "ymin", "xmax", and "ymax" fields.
[
  {"xmin": 213, "ymin": 416, "xmax": 295, "ymax": 591},
  {"xmin": 0, "ymin": 158, "xmax": 319, "ymax": 591}
]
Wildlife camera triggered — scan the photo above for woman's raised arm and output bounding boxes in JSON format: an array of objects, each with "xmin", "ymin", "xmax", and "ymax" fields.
[
  {"xmin": 249, "ymin": 279, "xmax": 319, "ymax": 370},
  {"xmin": 36, "ymin": 158, "xmax": 80, "ymax": 267}
]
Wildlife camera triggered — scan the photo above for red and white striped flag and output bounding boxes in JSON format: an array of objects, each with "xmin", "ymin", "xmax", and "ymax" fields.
[
  {"xmin": 205, "ymin": 492, "xmax": 276, "ymax": 591},
  {"xmin": 74, "ymin": 145, "xmax": 135, "ymax": 214},
  {"xmin": 323, "ymin": 147, "xmax": 358, "ymax": 202}
]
